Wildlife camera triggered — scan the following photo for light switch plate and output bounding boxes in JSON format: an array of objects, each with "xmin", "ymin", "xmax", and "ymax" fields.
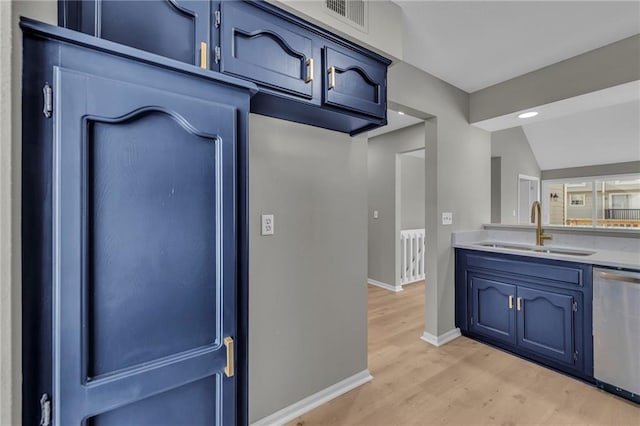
[
  {"xmin": 261, "ymin": 214, "xmax": 274, "ymax": 235},
  {"xmin": 442, "ymin": 212, "xmax": 453, "ymax": 225},
  {"xmin": 373, "ymin": 210, "xmax": 379, "ymax": 219}
]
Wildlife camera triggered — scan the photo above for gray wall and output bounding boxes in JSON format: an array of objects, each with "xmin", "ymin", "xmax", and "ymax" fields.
[
  {"xmin": 470, "ymin": 34, "xmax": 640, "ymax": 123},
  {"xmin": 542, "ymin": 160, "xmax": 640, "ymax": 180},
  {"xmin": 388, "ymin": 62, "xmax": 492, "ymax": 336},
  {"xmin": 249, "ymin": 115, "xmax": 368, "ymax": 422},
  {"xmin": 368, "ymin": 124, "xmax": 425, "ymax": 286},
  {"xmin": 492, "ymin": 126, "xmax": 541, "ymax": 224},
  {"xmin": 491, "ymin": 157, "xmax": 502, "ymax": 223},
  {"xmin": 400, "ymin": 154, "xmax": 426, "ymax": 230}
]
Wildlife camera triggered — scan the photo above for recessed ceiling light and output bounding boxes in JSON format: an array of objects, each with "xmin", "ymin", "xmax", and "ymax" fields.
[
  {"xmin": 518, "ymin": 111, "xmax": 538, "ymax": 119},
  {"xmin": 397, "ymin": 111, "xmax": 405, "ymax": 115}
]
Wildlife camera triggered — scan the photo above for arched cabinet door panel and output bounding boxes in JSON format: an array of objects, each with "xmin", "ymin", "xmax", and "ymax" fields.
[
  {"xmin": 516, "ymin": 286, "xmax": 575, "ymax": 366},
  {"xmin": 64, "ymin": 0, "xmax": 211, "ymax": 67},
  {"xmin": 220, "ymin": 0, "xmax": 314, "ymax": 100},
  {"xmin": 51, "ymin": 67, "xmax": 237, "ymax": 425},
  {"xmin": 323, "ymin": 46, "xmax": 386, "ymax": 119},
  {"xmin": 469, "ymin": 275, "xmax": 517, "ymax": 345}
]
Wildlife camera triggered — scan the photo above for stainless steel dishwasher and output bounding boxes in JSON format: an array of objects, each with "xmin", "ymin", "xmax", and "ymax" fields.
[{"xmin": 593, "ymin": 267, "xmax": 640, "ymax": 403}]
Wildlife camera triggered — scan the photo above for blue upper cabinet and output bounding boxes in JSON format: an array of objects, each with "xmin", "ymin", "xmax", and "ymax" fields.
[
  {"xmin": 60, "ymin": 0, "xmax": 214, "ymax": 68},
  {"xmin": 59, "ymin": 0, "xmax": 391, "ymax": 135},
  {"xmin": 323, "ymin": 46, "xmax": 386, "ymax": 119},
  {"xmin": 220, "ymin": 0, "xmax": 314, "ymax": 100}
]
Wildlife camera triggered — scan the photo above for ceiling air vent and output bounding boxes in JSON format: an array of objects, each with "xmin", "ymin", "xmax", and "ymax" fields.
[{"xmin": 325, "ymin": 0, "xmax": 368, "ymax": 31}]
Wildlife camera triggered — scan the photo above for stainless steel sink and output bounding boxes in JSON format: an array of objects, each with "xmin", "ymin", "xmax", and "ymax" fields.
[
  {"xmin": 476, "ymin": 242, "xmax": 534, "ymax": 251},
  {"xmin": 475, "ymin": 242, "xmax": 595, "ymax": 257},
  {"xmin": 531, "ymin": 248, "xmax": 595, "ymax": 256}
]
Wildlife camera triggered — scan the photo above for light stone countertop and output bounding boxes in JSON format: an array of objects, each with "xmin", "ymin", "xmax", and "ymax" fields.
[{"xmin": 452, "ymin": 227, "xmax": 640, "ymax": 270}]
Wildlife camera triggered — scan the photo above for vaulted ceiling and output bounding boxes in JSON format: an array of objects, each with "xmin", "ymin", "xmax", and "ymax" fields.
[
  {"xmin": 369, "ymin": 2, "xmax": 640, "ymax": 172},
  {"xmin": 395, "ymin": 1, "xmax": 640, "ymax": 93}
]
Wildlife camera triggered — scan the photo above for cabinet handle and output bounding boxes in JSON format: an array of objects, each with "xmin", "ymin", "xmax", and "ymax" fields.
[
  {"xmin": 598, "ymin": 271, "xmax": 640, "ymax": 285},
  {"xmin": 224, "ymin": 336, "xmax": 234, "ymax": 378},
  {"xmin": 200, "ymin": 42, "xmax": 208, "ymax": 69},
  {"xmin": 328, "ymin": 66, "xmax": 336, "ymax": 89},
  {"xmin": 508, "ymin": 295, "xmax": 514, "ymax": 309},
  {"xmin": 305, "ymin": 58, "xmax": 314, "ymax": 83},
  {"xmin": 517, "ymin": 297, "xmax": 522, "ymax": 311}
]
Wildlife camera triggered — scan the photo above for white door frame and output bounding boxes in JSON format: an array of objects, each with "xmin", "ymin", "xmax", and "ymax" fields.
[{"xmin": 517, "ymin": 174, "xmax": 540, "ymax": 224}]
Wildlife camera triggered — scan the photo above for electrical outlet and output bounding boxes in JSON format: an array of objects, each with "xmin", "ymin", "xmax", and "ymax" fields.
[
  {"xmin": 442, "ymin": 212, "xmax": 453, "ymax": 225},
  {"xmin": 261, "ymin": 214, "xmax": 274, "ymax": 236}
]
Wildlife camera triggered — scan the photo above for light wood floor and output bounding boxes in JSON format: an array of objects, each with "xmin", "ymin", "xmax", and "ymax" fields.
[{"xmin": 287, "ymin": 282, "xmax": 639, "ymax": 425}]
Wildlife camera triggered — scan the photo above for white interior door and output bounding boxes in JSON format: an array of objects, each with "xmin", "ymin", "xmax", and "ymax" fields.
[{"xmin": 518, "ymin": 175, "xmax": 540, "ymax": 224}]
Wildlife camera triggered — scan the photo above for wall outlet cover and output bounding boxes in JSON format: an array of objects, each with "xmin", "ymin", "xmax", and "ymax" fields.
[
  {"xmin": 261, "ymin": 214, "xmax": 274, "ymax": 235},
  {"xmin": 442, "ymin": 212, "xmax": 453, "ymax": 225}
]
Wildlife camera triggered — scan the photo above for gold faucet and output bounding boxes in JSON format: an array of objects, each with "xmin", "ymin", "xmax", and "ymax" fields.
[{"xmin": 531, "ymin": 201, "xmax": 552, "ymax": 246}]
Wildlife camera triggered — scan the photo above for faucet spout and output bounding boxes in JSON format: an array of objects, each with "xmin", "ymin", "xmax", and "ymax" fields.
[{"xmin": 530, "ymin": 201, "xmax": 552, "ymax": 246}]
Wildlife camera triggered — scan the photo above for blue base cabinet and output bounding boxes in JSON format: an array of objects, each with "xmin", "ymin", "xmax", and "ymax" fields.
[
  {"xmin": 456, "ymin": 249, "xmax": 593, "ymax": 381},
  {"xmin": 59, "ymin": 0, "xmax": 391, "ymax": 135},
  {"xmin": 469, "ymin": 276, "xmax": 517, "ymax": 345},
  {"xmin": 21, "ymin": 19, "xmax": 255, "ymax": 426}
]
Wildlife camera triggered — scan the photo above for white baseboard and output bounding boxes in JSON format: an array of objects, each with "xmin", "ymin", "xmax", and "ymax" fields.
[
  {"xmin": 368, "ymin": 278, "xmax": 403, "ymax": 292},
  {"xmin": 251, "ymin": 369, "xmax": 373, "ymax": 426},
  {"xmin": 420, "ymin": 328, "xmax": 461, "ymax": 347},
  {"xmin": 401, "ymin": 278, "xmax": 425, "ymax": 287}
]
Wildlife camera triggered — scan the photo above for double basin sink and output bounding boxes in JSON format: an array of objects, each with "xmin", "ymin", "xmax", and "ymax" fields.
[{"xmin": 476, "ymin": 242, "xmax": 595, "ymax": 257}]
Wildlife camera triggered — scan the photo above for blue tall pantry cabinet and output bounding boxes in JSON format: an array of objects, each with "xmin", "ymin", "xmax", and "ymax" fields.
[
  {"xmin": 24, "ymin": 1, "xmax": 390, "ymax": 424},
  {"xmin": 21, "ymin": 19, "xmax": 256, "ymax": 425}
]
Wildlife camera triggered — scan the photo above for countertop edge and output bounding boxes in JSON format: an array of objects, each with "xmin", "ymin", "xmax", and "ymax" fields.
[
  {"xmin": 454, "ymin": 242, "xmax": 640, "ymax": 270},
  {"xmin": 483, "ymin": 223, "xmax": 640, "ymax": 238}
]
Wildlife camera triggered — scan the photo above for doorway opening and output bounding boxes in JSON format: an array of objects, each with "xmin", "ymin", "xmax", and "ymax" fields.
[
  {"xmin": 518, "ymin": 174, "xmax": 540, "ymax": 224},
  {"xmin": 398, "ymin": 149, "xmax": 426, "ymax": 286},
  {"xmin": 366, "ymin": 107, "xmax": 426, "ymax": 292}
]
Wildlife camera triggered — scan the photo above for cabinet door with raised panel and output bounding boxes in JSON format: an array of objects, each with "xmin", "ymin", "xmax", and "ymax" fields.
[
  {"xmin": 63, "ymin": 0, "xmax": 212, "ymax": 67},
  {"xmin": 469, "ymin": 275, "xmax": 517, "ymax": 345},
  {"xmin": 516, "ymin": 286, "xmax": 575, "ymax": 366},
  {"xmin": 322, "ymin": 46, "xmax": 386, "ymax": 119},
  {"xmin": 50, "ymin": 67, "xmax": 237, "ymax": 425},
  {"xmin": 220, "ymin": 0, "xmax": 314, "ymax": 100}
]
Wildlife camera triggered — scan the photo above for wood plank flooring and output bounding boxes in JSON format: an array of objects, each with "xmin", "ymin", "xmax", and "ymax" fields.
[{"xmin": 287, "ymin": 282, "xmax": 639, "ymax": 425}]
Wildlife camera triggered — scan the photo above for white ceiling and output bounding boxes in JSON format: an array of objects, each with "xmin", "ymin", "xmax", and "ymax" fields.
[
  {"xmin": 396, "ymin": 1, "xmax": 640, "ymax": 93},
  {"xmin": 473, "ymin": 80, "xmax": 640, "ymax": 132},
  {"xmin": 373, "ymin": 2, "xmax": 640, "ymax": 171},
  {"xmin": 522, "ymin": 100, "xmax": 640, "ymax": 170}
]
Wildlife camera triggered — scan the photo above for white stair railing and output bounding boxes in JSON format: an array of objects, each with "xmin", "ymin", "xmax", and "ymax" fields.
[{"xmin": 400, "ymin": 229, "xmax": 426, "ymax": 285}]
